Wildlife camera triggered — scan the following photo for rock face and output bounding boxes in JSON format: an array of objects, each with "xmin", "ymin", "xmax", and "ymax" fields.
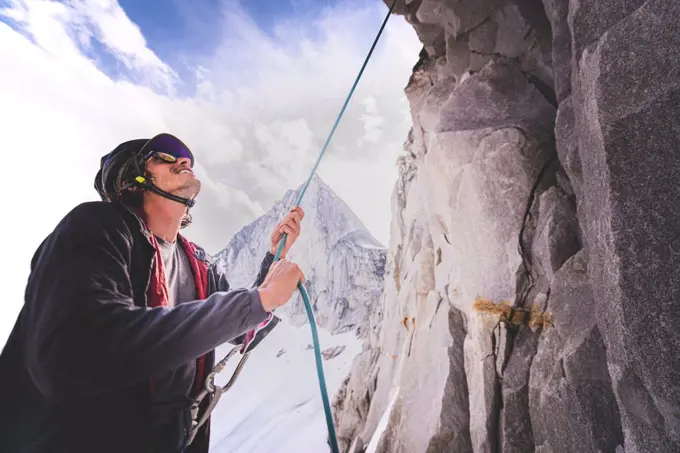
[
  {"xmin": 332, "ymin": 1, "xmax": 680, "ymax": 452},
  {"xmin": 214, "ymin": 174, "xmax": 386, "ymax": 338}
]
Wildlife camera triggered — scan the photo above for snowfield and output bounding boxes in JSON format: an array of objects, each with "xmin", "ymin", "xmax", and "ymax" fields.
[{"xmin": 208, "ymin": 319, "xmax": 362, "ymax": 453}]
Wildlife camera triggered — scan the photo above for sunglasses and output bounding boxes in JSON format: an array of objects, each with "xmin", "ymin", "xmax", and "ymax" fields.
[{"xmin": 140, "ymin": 133, "xmax": 195, "ymax": 167}]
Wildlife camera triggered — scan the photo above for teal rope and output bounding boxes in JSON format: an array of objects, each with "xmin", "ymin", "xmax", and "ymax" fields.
[
  {"xmin": 291, "ymin": 0, "xmax": 398, "ymax": 205},
  {"xmin": 271, "ymin": 1, "xmax": 396, "ymax": 452}
]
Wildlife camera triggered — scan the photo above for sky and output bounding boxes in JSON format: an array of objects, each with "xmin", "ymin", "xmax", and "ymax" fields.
[{"xmin": 0, "ymin": 0, "xmax": 420, "ymax": 346}]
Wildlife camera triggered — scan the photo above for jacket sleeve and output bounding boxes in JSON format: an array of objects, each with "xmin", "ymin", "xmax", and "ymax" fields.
[
  {"xmin": 21, "ymin": 203, "xmax": 270, "ymax": 401},
  {"xmin": 208, "ymin": 251, "xmax": 275, "ymax": 346},
  {"xmin": 251, "ymin": 251, "xmax": 275, "ymax": 288}
]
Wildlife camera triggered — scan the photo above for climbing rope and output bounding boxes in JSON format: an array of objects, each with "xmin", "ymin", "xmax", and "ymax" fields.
[
  {"xmin": 185, "ymin": 1, "xmax": 397, "ymax": 452},
  {"xmin": 271, "ymin": 2, "xmax": 396, "ymax": 452}
]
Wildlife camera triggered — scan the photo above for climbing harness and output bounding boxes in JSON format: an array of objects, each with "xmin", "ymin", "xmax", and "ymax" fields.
[
  {"xmin": 184, "ymin": 314, "xmax": 278, "ymax": 446},
  {"xmin": 185, "ymin": 346, "xmax": 246, "ymax": 446},
  {"xmin": 184, "ymin": 1, "xmax": 397, "ymax": 451}
]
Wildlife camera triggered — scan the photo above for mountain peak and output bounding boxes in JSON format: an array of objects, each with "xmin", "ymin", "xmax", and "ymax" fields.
[
  {"xmin": 285, "ymin": 173, "xmax": 371, "ymax": 237},
  {"xmin": 214, "ymin": 174, "xmax": 386, "ymax": 336}
]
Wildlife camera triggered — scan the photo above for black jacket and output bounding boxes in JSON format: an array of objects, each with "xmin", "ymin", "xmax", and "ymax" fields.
[{"xmin": 0, "ymin": 201, "xmax": 275, "ymax": 453}]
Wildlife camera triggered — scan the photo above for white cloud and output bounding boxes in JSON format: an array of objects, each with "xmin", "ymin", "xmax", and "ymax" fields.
[
  {"xmin": 1, "ymin": 0, "xmax": 177, "ymax": 91},
  {"xmin": 358, "ymin": 94, "xmax": 388, "ymax": 144},
  {"xmin": 0, "ymin": 0, "xmax": 421, "ymax": 345}
]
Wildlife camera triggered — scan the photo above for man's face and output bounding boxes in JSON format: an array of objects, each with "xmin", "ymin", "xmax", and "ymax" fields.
[{"xmin": 144, "ymin": 154, "xmax": 201, "ymax": 200}]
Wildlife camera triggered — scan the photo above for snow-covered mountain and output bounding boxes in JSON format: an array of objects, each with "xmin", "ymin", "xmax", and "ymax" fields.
[
  {"xmin": 207, "ymin": 174, "xmax": 387, "ymax": 452},
  {"xmin": 214, "ymin": 174, "xmax": 386, "ymax": 338}
]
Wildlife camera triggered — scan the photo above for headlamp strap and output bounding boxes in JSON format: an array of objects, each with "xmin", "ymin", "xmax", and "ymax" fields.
[{"xmin": 134, "ymin": 175, "xmax": 195, "ymax": 208}]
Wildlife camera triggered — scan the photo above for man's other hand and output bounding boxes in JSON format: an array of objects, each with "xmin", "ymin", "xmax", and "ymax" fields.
[
  {"xmin": 269, "ymin": 206, "xmax": 304, "ymax": 257},
  {"xmin": 257, "ymin": 259, "xmax": 305, "ymax": 311}
]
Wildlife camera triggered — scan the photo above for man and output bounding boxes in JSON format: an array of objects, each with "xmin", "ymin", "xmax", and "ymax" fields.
[{"xmin": 0, "ymin": 133, "xmax": 305, "ymax": 453}]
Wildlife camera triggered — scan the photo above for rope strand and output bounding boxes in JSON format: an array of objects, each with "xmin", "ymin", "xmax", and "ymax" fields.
[{"xmin": 272, "ymin": 1, "xmax": 397, "ymax": 452}]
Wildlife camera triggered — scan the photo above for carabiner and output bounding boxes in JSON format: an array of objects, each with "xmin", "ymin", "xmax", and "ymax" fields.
[{"xmin": 183, "ymin": 346, "xmax": 251, "ymax": 447}]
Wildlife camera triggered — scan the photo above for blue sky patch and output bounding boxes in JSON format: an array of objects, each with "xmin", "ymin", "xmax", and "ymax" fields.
[{"xmin": 0, "ymin": 0, "xmax": 387, "ymax": 98}]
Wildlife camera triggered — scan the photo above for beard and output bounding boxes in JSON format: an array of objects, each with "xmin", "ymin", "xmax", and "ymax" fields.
[
  {"xmin": 175, "ymin": 177, "xmax": 201, "ymax": 199},
  {"xmin": 169, "ymin": 166, "xmax": 201, "ymax": 199}
]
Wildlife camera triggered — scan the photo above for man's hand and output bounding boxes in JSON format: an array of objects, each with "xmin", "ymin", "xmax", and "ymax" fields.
[
  {"xmin": 257, "ymin": 259, "xmax": 305, "ymax": 312},
  {"xmin": 270, "ymin": 206, "xmax": 305, "ymax": 258}
]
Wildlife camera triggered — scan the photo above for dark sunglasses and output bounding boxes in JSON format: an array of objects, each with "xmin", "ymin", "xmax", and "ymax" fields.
[{"xmin": 141, "ymin": 133, "xmax": 195, "ymax": 167}]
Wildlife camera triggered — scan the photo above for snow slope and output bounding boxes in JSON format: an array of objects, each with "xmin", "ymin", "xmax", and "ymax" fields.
[{"xmin": 208, "ymin": 321, "xmax": 362, "ymax": 452}]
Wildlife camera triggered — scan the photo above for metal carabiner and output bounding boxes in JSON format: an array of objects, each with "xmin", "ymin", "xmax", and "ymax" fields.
[
  {"xmin": 183, "ymin": 315, "xmax": 278, "ymax": 448},
  {"xmin": 183, "ymin": 346, "xmax": 251, "ymax": 447}
]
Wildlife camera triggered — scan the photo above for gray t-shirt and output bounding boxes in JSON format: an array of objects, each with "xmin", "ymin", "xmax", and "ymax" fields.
[{"xmin": 155, "ymin": 236, "xmax": 197, "ymax": 307}]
